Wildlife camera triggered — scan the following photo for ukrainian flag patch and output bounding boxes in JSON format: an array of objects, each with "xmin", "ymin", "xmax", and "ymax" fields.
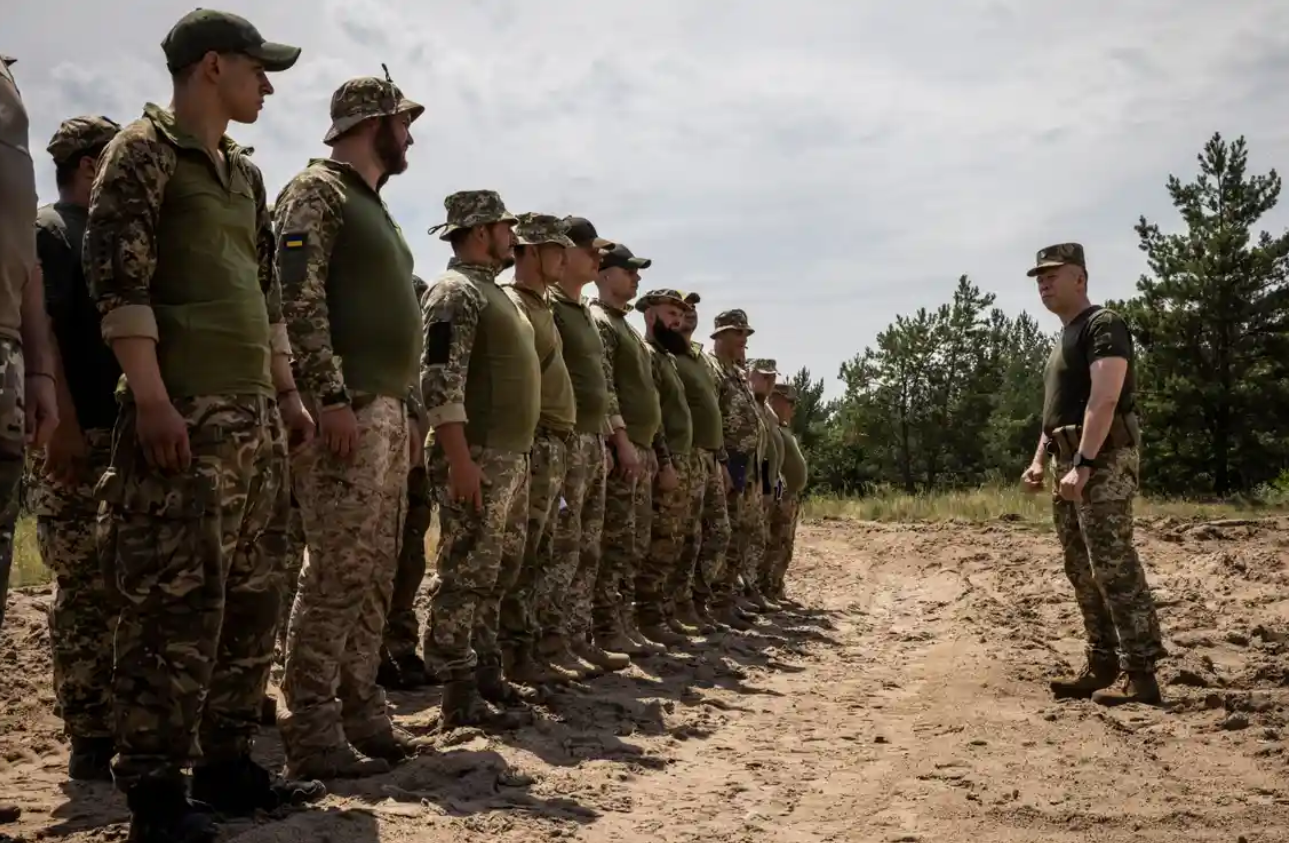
[{"xmin": 283, "ymin": 232, "xmax": 307, "ymax": 249}]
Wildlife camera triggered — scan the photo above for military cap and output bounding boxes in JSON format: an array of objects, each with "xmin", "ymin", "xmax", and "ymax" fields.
[
  {"xmin": 563, "ymin": 216, "xmax": 616, "ymax": 251},
  {"xmin": 1026, "ymin": 242, "xmax": 1086, "ymax": 277},
  {"xmin": 600, "ymin": 243, "xmax": 651, "ymax": 271},
  {"xmin": 711, "ymin": 308, "xmax": 754, "ymax": 338},
  {"xmin": 633, "ymin": 288, "xmax": 694, "ymax": 313},
  {"xmin": 428, "ymin": 190, "xmax": 518, "ymax": 240},
  {"xmin": 46, "ymin": 115, "xmax": 121, "ymax": 166},
  {"xmin": 748, "ymin": 358, "xmax": 779, "ymax": 375},
  {"xmin": 514, "ymin": 212, "xmax": 575, "ymax": 248},
  {"xmin": 771, "ymin": 382, "xmax": 798, "ymax": 402},
  {"xmin": 323, "ymin": 73, "xmax": 424, "ymax": 145},
  {"xmin": 161, "ymin": 9, "xmax": 301, "ymax": 74},
  {"xmin": 683, "ymin": 291, "xmax": 701, "ymax": 306}
]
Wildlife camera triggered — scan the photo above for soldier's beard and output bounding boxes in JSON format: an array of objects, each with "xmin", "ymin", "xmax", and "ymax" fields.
[
  {"xmin": 375, "ymin": 121, "xmax": 408, "ymax": 178},
  {"xmin": 652, "ymin": 322, "xmax": 690, "ymax": 355}
]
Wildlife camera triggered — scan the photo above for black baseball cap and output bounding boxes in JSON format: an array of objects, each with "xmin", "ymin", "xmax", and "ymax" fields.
[
  {"xmin": 600, "ymin": 243, "xmax": 651, "ymax": 271},
  {"xmin": 563, "ymin": 216, "xmax": 615, "ymax": 251},
  {"xmin": 162, "ymin": 9, "xmax": 301, "ymax": 74}
]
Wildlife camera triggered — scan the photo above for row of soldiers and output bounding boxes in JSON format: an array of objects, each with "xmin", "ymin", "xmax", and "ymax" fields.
[{"xmin": 12, "ymin": 9, "xmax": 809, "ymax": 842}]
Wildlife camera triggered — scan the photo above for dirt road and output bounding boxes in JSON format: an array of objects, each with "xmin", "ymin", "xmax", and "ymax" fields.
[{"xmin": 3, "ymin": 515, "xmax": 1289, "ymax": 842}]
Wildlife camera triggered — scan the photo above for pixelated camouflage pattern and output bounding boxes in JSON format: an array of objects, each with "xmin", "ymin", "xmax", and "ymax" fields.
[
  {"xmin": 323, "ymin": 75, "xmax": 423, "ymax": 145},
  {"xmin": 101, "ymin": 395, "xmax": 289, "ymax": 788},
  {"xmin": 633, "ymin": 288, "xmax": 695, "ymax": 313},
  {"xmin": 714, "ymin": 480, "xmax": 764, "ymax": 607},
  {"xmin": 766, "ymin": 494, "xmax": 801, "ymax": 596},
  {"xmin": 593, "ymin": 443, "xmax": 657, "ymax": 635},
  {"xmin": 514, "ymin": 212, "xmax": 575, "ymax": 248},
  {"xmin": 711, "ymin": 308, "xmax": 754, "ymax": 336},
  {"xmin": 540, "ymin": 431, "xmax": 606, "ymax": 638},
  {"xmin": 683, "ymin": 449, "xmax": 730, "ymax": 603},
  {"xmin": 383, "ymin": 463, "xmax": 432, "ymax": 659},
  {"xmin": 772, "ymin": 382, "xmax": 798, "ymax": 401},
  {"xmin": 279, "ymin": 396, "xmax": 409, "ymax": 757},
  {"xmin": 709, "ymin": 352, "xmax": 762, "ymax": 455},
  {"xmin": 1028, "ymin": 242, "xmax": 1086, "ymax": 277},
  {"xmin": 748, "ymin": 358, "xmax": 779, "ymax": 375},
  {"xmin": 429, "ymin": 189, "xmax": 517, "ymax": 241},
  {"xmin": 0, "ymin": 338, "xmax": 22, "ymax": 631},
  {"xmin": 273, "ymin": 495, "xmax": 306, "ymax": 665},
  {"xmin": 46, "ymin": 115, "xmax": 121, "ymax": 165},
  {"xmin": 639, "ymin": 449, "xmax": 700, "ymax": 625},
  {"xmin": 500, "ymin": 430, "xmax": 568, "ymax": 647},
  {"xmin": 422, "ymin": 444, "xmax": 528, "ymax": 680},
  {"xmin": 418, "ymin": 260, "xmax": 494, "ymax": 429},
  {"xmin": 28, "ymin": 428, "xmax": 117, "ymax": 738},
  {"xmin": 1052, "ymin": 446, "xmax": 1165, "ymax": 673}
]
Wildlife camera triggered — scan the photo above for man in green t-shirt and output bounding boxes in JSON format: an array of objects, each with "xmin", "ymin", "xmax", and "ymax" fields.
[
  {"xmin": 768, "ymin": 383, "xmax": 808, "ymax": 604},
  {"xmin": 421, "ymin": 189, "xmax": 537, "ymax": 728},
  {"xmin": 272, "ymin": 72, "xmax": 427, "ymax": 778},
  {"xmin": 84, "ymin": 9, "xmax": 321, "ymax": 839},
  {"xmin": 1020, "ymin": 242, "xmax": 1165, "ymax": 708}
]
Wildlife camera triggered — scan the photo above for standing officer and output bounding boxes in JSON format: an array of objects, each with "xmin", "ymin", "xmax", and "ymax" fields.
[
  {"xmin": 273, "ymin": 72, "xmax": 426, "ymax": 778},
  {"xmin": 1020, "ymin": 242, "xmax": 1166, "ymax": 707},
  {"xmin": 747, "ymin": 358, "xmax": 783, "ymax": 610},
  {"xmin": 767, "ymin": 382, "xmax": 807, "ymax": 603},
  {"xmin": 30, "ymin": 115, "xmax": 122, "ymax": 782},
  {"xmin": 84, "ymin": 10, "xmax": 322, "ymax": 839}
]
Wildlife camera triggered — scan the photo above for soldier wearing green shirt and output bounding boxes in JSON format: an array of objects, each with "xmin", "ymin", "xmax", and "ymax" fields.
[
  {"xmin": 84, "ymin": 9, "xmax": 322, "ymax": 839},
  {"xmin": 272, "ymin": 73, "xmax": 427, "ymax": 778},
  {"xmin": 747, "ymin": 358, "xmax": 784, "ymax": 610},
  {"xmin": 767, "ymin": 383, "xmax": 808, "ymax": 604},
  {"xmin": 421, "ymin": 190, "xmax": 537, "ymax": 728}
]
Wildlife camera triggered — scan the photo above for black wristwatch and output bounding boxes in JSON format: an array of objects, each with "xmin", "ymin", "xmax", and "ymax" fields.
[
  {"xmin": 319, "ymin": 387, "xmax": 351, "ymax": 408},
  {"xmin": 1072, "ymin": 451, "xmax": 1100, "ymax": 470}
]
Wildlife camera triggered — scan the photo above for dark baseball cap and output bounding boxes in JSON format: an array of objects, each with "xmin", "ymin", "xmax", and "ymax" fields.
[
  {"xmin": 563, "ymin": 216, "xmax": 615, "ymax": 251},
  {"xmin": 600, "ymin": 243, "xmax": 651, "ymax": 271},
  {"xmin": 162, "ymin": 9, "xmax": 301, "ymax": 74}
]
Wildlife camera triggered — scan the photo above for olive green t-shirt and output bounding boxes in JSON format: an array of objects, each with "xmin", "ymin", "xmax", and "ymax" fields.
[
  {"xmin": 506, "ymin": 284, "xmax": 576, "ymax": 432},
  {"xmin": 552, "ymin": 287, "xmax": 610, "ymax": 434},
  {"xmin": 1042, "ymin": 305, "xmax": 1136, "ymax": 433},
  {"xmin": 672, "ymin": 346, "xmax": 723, "ymax": 451},
  {"xmin": 649, "ymin": 340, "xmax": 692, "ymax": 457},
  {"xmin": 780, "ymin": 426, "xmax": 808, "ymax": 495}
]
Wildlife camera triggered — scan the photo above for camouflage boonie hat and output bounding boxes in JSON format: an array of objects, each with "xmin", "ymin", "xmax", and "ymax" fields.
[
  {"xmin": 323, "ymin": 72, "xmax": 424, "ymax": 145},
  {"xmin": 161, "ymin": 9, "xmax": 300, "ymax": 73},
  {"xmin": 428, "ymin": 190, "xmax": 518, "ymax": 240},
  {"xmin": 634, "ymin": 288, "xmax": 694, "ymax": 313},
  {"xmin": 514, "ymin": 213, "xmax": 575, "ymax": 248},
  {"xmin": 748, "ymin": 358, "xmax": 779, "ymax": 375},
  {"xmin": 711, "ymin": 308, "xmax": 754, "ymax": 338},
  {"xmin": 771, "ymin": 383, "xmax": 798, "ymax": 402},
  {"xmin": 46, "ymin": 115, "xmax": 121, "ymax": 165},
  {"xmin": 1027, "ymin": 242, "xmax": 1086, "ymax": 277},
  {"xmin": 683, "ymin": 291, "xmax": 701, "ymax": 306}
]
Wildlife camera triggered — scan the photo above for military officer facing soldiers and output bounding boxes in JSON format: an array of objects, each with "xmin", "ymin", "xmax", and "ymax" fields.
[
  {"xmin": 1020, "ymin": 242, "xmax": 1166, "ymax": 707},
  {"xmin": 273, "ymin": 71, "xmax": 427, "ymax": 778}
]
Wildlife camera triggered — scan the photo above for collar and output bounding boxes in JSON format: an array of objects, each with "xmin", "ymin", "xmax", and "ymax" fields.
[
  {"xmin": 144, "ymin": 103, "xmax": 244, "ymax": 156},
  {"xmin": 447, "ymin": 256, "xmax": 499, "ymax": 283},
  {"xmin": 590, "ymin": 298, "xmax": 630, "ymax": 317}
]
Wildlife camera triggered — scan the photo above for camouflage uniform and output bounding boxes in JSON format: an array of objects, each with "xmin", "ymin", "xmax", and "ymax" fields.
[
  {"xmin": 496, "ymin": 214, "xmax": 578, "ymax": 683},
  {"xmin": 706, "ymin": 310, "xmax": 764, "ymax": 625},
  {"xmin": 0, "ymin": 55, "xmax": 35, "ymax": 633},
  {"xmin": 27, "ymin": 116, "xmax": 123, "ymax": 764},
  {"xmin": 421, "ymin": 190, "xmax": 537, "ymax": 723},
  {"xmin": 767, "ymin": 384, "xmax": 807, "ymax": 599},
  {"xmin": 85, "ymin": 58, "xmax": 310, "ymax": 832},
  {"xmin": 273, "ymin": 76, "xmax": 425, "ymax": 775},
  {"xmin": 749, "ymin": 358, "xmax": 784, "ymax": 601}
]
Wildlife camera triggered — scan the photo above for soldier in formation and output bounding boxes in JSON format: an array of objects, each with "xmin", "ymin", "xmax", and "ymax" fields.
[
  {"xmin": 767, "ymin": 383, "xmax": 808, "ymax": 603},
  {"xmin": 747, "ymin": 358, "xmax": 784, "ymax": 609}
]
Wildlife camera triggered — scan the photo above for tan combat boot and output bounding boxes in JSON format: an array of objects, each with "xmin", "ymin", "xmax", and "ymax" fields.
[
  {"xmin": 538, "ymin": 633, "xmax": 599, "ymax": 679},
  {"xmin": 509, "ymin": 641, "xmax": 578, "ymax": 686},
  {"xmin": 1049, "ymin": 657, "xmax": 1120, "ymax": 700},
  {"xmin": 573, "ymin": 636, "xmax": 632, "ymax": 671},
  {"xmin": 1091, "ymin": 672, "xmax": 1163, "ymax": 707},
  {"xmin": 284, "ymin": 743, "xmax": 391, "ymax": 780}
]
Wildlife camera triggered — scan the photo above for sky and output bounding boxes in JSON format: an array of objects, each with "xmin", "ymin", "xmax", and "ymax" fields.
[{"xmin": 9, "ymin": 0, "xmax": 1289, "ymax": 398}]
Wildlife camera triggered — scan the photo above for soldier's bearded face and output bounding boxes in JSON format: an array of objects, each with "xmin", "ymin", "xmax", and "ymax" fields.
[
  {"xmin": 375, "ymin": 114, "xmax": 412, "ymax": 176},
  {"xmin": 216, "ymin": 54, "xmax": 273, "ymax": 124},
  {"xmin": 487, "ymin": 222, "xmax": 516, "ymax": 264}
]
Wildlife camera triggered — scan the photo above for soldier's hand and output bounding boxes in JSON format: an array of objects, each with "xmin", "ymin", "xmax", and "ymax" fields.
[
  {"xmin": 614, "ymin": 440, "xmax": 641, "ymax": 480},
  {"xmin": 448, "ymin": 456, "xmax": 483, "ymax": 511},
  {"xmin": 135, "ymin": 399, "xmax": 192, "ymax": 471},
  {"xmin": 319, "ymin": 404, "xmax": 360, "ymax": 461},
  {"xmin": 24, "ymin": 373, "xmax": 59, "ymax": 450},
  {"xmin": 44, "ymin": 419, "xmax": 88, "ymax": 487},
  {"xmin": 1021, "ymin": 460, "xmax": 1045, "ymax": 494},
  {"xmin": 658, "ymin": 462, "xmax": 679, "ymax": 492},
  {"xmin": 278, "ymin": 391, "xmax": 315, "ymax": 453},
  {"xmin": 1058, "ymin": 466, "xmax": 1089, "ymax": 502}
]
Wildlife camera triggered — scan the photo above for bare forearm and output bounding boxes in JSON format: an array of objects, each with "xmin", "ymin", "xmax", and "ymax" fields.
[
  {"xmin": 270, "ymin": 352, "xmax": 297, "ymax": 394},
  {"xmin": 109, "ymin": 338, "xmax": 169, "ymax": 406},
  {"xmin": 1031, "ymin": 431, "xmax": 1049, "ymax": 465},
  {"xmin": 1079, "ymin": 399, "xmax": 1117, "ymax": 459},
  {"xmin": 435, "ymin": 422, "xmax": 472, "ymax": 466},
  {"xmin": 19, "ymin": 266, "xmax": 54, "ymax": 375}
]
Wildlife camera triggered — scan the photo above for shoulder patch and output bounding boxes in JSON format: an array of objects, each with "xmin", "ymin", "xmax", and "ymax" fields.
[{"xmin": 282, "ymin": 232, "xmax": 307, "ymax": 250}]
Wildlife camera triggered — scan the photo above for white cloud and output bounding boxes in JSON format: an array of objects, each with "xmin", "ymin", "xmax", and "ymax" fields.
[{"xmin": 10, "ymin": 0, "xmax": 1289, "ymax": 396}]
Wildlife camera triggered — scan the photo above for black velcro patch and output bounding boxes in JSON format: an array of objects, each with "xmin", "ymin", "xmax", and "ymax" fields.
[{"xmin": 425, "ymin": 321, "xmax": 452, "ymax": 365}]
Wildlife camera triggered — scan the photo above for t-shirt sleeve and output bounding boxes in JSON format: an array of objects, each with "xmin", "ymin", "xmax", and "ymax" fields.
[{"xmin": 1084, "ymin": 311, "xmax": 1132, "ymax": 364}]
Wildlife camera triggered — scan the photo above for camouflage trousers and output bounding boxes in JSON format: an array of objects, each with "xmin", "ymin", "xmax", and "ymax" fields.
[
  {"xmin": 500, "ymin": 428, "xmax": 569, "ymax": 648},
  {"xmin": 1052, "ymin": 447, "xmax": 1166, "ymax": 673},
  {"xmin": 28, "ymin": 427, "xmax": 116, "ymax": 738},
  {"xmin": 765, "ymin": 493, "xmax": 801, "ymax": 593},
  {"xmin": 272, "ymin": 498, "xmax": 306, "ymax": 664},
  {"xmin": 423, "ymin": 444, "xmax": 528, "ymax": 680},
  {"xmin": 593, "ymin": 442, "xmax": 657, "ymax": 636},
  {"xmin": 638, "ymin": 450, "xmax": 699, "ymax": 626},
  {"xmin": 756, "ymin": 494, "xmax": 778, "ymax": 590},
  {"xmin": 383, "ymin": 463, "xmax": 433, "ymax": 660},
  {"xmin": 279, "ymin": 396, "xmax": 409, "ymax": 757},
  {"xmin": 540, "ymin": 432, "xmax": 605, "ymax": 639},
  {"xmin": 677, "ymin": 449, "xmax": 729, "ymax": 606},
  {"xmin": 99, "ymin": 394, "xmax": 290, "ymax": 789},
  {"xmin": 0, "ymin": 337, "xmax": 23, "ymax": 632},
  {"xmin": 713, "ymin": 477, "xmax": 763, "ymax": 606}
]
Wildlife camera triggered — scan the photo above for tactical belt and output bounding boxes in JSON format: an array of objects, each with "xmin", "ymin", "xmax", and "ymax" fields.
[{"xmin": 1046, "ymin": 412, "xmax": 1139, "ymax": 461}]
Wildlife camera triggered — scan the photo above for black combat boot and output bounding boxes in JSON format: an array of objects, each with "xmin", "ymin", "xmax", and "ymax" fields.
[
  {"xmin": 1050, "ymin": 657, "xmax": 1120, "ymax": 700},
  {"xmin": 68, "ymin": 736, "xmax": 115, "ymax": 782},
  {"xmin": 190, "ymin": 754, "xmax": 326, "ymax": 817},
  {"xmin": 125, "ymin": 773, "xmax": 217, "ymax": 843}
]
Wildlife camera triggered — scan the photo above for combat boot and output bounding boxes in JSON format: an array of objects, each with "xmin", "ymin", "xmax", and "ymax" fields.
[
  {"xmin": 125, "ymin": 773, "xmax": 217, "ymax": 843},
  {"xmin": 1050, "ymin": 657, "xmax": 1120, "ymax": 700},
  {"xmin": 477, "ymin": 663, "xmax": 529, "ymax": 706},
  {"xmin": 439, "ymin": 677, "xmax": 532, "ymax": 731},
  {"xmin": 572, "ymin": 637, "xmax": 632, "ymax": 672},
  {"xmin": 621, "ymin": 611, "xmax": 667, "ymax": 655},
  {"xmin": 1091, "ymin": 672, "xmax": 1163, "ymax": 707},
  {"xmin": 191, "ymin": 754, "xmax": 326, "ymax": 816},
  {"xmin": 638, "ymin": 619, "xmax": 689, "ymax": 647},
  {"xmin": 352, "ymin": 725, "xmax": 431, "ymax": 764},
  {"xmin": 509, "ymin": 641, "xmax": 578, "ymax": 686},
  {"xmin": 715, "ymin": 604, "xmax": 755, "ymax": 631},
  {"xmin": 672, "ymin": 599, "xmax": 709, "ymax": 634},
  {"xmin": 67, "ymin": 736, "xmax": 114, "ymax": 782},
  {"xmin": 283, "ymin": 743, "xmax": 390, "ymax": 780},
  {"xmin": 694, "ymin": 599, "xmax": 728, "ymax": 633},
  {"xmin": 538, "ymin": 633, "xmax": 599, "ymax": 679}
]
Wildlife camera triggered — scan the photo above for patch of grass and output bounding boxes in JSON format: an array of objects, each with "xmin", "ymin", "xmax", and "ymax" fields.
[
  {"xmin": 11, "ymin": 517, "xmax": 45, "ymax": 588},
  {"xmin": 802, "ymin": 484, "xmax": 1288, "ymax": 524}
]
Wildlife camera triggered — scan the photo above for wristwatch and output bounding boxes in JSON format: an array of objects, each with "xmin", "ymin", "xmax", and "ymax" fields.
[
  {"xmin": 319, "ymin": 387, "xmax": 351, "ymax": 409},
  {"xmin": 1071, "ymin": 451, "xmax": 1100, "ymax": 469}
]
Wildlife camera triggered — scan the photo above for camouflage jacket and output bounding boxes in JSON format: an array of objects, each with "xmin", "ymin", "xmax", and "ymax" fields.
[{"xmin": 707, "ymin": 352, "xmax": 763, "ymax": 458}]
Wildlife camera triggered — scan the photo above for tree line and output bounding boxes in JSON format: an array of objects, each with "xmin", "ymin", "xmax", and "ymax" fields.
[{"xmin": 790, "ymin": 132, "xmax": 1289, "ymax": 500}]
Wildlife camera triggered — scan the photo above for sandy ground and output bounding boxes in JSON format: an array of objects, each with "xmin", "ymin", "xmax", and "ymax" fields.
[{"xmin": 3, "ymin": 514, "xmax": 1289, "ymax": 842}]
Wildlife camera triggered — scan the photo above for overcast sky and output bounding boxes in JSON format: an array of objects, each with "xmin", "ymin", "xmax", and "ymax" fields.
[{"xmin": 10, "ymin": 0, "xmax": 1289, "ymax": 397}]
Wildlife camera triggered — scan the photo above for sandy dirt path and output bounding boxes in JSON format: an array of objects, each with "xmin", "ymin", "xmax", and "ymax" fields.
[{"xmin": 4, "ymin": 515, "xmax": 1289, "ymax": 842}]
